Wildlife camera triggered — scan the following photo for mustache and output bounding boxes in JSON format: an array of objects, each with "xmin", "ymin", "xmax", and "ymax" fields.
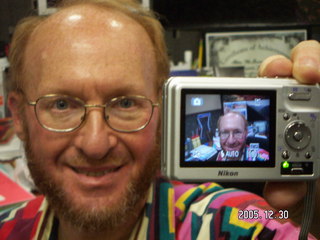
[
  {"xmin": 25, "ymin": 140, "xmax": 130, "ymax": 168},
  {"xmin": 62, "ymin": 151, "xmax": 131, "ymax": 167}
]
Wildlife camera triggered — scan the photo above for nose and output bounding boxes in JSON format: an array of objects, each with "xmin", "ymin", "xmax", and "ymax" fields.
[
  {"xmin": 73, "ymin": 109, "xmax": 118, "ymax": 160},
  {"xmin": 226, "ymin": 133, "xmax": 237, "ymax": 145}
]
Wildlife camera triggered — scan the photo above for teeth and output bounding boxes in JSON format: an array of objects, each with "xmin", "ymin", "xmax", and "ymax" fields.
[{"xmin": 75, "ymin": 168, "xmax": 117, "ymax": 177}]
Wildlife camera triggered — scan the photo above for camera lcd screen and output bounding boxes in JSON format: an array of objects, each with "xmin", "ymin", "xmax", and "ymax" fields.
[{"xmin": 181, "ymin": 89, "xmax": 276, "ymax": 168}]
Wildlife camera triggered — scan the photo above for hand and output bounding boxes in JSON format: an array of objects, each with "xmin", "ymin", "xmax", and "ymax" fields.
[
  {"xmin": 259, "ymin": 40, "xmax": 320, "ymax": 237},
  {"xmin": 259, "ymin": 40, "xmax": 320, "ymax": 83}
]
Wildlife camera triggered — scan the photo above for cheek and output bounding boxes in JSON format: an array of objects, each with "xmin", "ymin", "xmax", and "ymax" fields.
[
  {"xmin": 221, "ymin": 139, "xmax": 227, "ymax": 146},
  {"xmin": 126, "ymin": 116, "xmax": 159, "ymax": 164},
  {"xmin": 129, "ymin": 128, "xmax": 157, "ymax": 158},
  {"xmin": 24, "ymin": 109, "xmax": 70, "ymax": 163}
]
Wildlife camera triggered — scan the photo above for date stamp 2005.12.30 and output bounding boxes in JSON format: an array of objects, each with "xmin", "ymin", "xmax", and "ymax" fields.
[{"xmin": 238, "ymin": 209, "xmax": 289, "ymax": 220}]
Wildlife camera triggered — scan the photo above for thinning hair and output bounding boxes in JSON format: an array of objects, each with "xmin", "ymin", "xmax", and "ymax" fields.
[
  {"xmin": 217, "ymin": 111, "xmax": 248, "ymax": 131},
  {"xmin": 8, "ymin": 0, "xmax": 169, "ymax": 95}
]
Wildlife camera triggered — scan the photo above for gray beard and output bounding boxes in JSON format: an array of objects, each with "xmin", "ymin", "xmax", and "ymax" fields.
[{"xmin": 24, "ymin": 127, "xmax": 160, "ymax": 233}]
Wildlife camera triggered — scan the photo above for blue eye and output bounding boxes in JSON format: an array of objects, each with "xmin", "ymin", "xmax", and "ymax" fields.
[
  {"xmin": 55, "ymin": 99, "xmax": 69, "ymax": 110},
  {"xmin": 119, "ymin": 98, "xmax": 134, "ymax": 108}
]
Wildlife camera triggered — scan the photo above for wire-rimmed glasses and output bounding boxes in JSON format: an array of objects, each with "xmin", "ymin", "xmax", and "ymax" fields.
[
  {"xmin": 27, "ymin": 94, "xmax": 159, "ymax": 133},
  {"xmin": 219, "ymin": 130, "xmax": 246, "ymax": 140}
]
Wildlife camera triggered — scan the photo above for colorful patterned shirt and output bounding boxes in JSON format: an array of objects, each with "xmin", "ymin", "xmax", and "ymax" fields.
[{"xmin": 0, "ymin": 176, "xmax": 315, "ymax": 239}]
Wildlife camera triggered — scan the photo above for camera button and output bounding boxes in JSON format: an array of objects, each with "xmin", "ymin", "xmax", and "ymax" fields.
[
  {"xmin": 283, "ymin": 113, "xmax": 290, "ymax": 121},
  {"xmin": 293, "ymin": 131, "xmax": 303, "ymax": 141},
  {"xmin": 288, "ymin": 92, "xmax": 311, "ymax": 101},
  {"xmin": 305, "ymin": 152, "xmax": 312, "ymax": 159},
  {"xmin": 285, "ymin": 122, "xmax": 311, "ymax": 150},
  {"xmin": 282, "ymin": 150, "xmax": 290, "ymax": 159}
]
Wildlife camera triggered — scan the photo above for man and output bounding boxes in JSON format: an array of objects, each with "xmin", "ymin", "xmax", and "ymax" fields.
[
  {"xmin": 216, "ymin": 111, "xmax": 269, "ymax": 161},
  {"xmin": 0, "ymin": 0, "xmax": 318, "ymax": 239},
  {"xmin": 2, "ymin": 1, "xmax": 165, "ymax": 239}
]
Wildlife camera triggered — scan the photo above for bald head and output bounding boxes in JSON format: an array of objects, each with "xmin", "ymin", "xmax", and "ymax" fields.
[
  {"xmin": 8, "ymin": 0, "xmax": 169, "ymax": 94},
  {"xmin": 23, "ymin": 4, "xmax": 157, "ymax": 96},
  {"xmin": 218, "ymin": 112, "xmax": 248, "ymax": 131}
]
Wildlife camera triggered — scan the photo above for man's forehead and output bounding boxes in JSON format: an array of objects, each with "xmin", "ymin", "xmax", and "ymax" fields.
[
  {"xmin": 21, "ymin": 3, "xmax": 157, "ymax": 97},
  {"xmin": 31, "ymin": 4, "xmax": 141, "ymax": 41},
  {"xmin": 221, "ymin": 113, "xmax": 245, "ymax": 126}
]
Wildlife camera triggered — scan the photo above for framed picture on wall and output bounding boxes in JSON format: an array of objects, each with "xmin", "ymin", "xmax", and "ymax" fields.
[
  {"xmin": 37, "ymin": 0, "xmax": 151, "ymax": 15},
  {"xmin": 37, "ymin": 0, "xmax": 58, "ymax": 15},
  {"xmin": 138, "ymin": 0, "xmax": 151, "ymax": 8},
  {"xmin": 205, "ymin": 29, "xmax": 307, "ymax": 77}
]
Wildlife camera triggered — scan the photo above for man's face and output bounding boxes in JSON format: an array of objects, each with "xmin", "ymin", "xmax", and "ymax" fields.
[
  {"xmin": 219, "ymin": 113, "xmax": 247, "ymax": 159},
  {"xmin": 12, "ymin": 5, "xmax": 160, "ymax": 231}
]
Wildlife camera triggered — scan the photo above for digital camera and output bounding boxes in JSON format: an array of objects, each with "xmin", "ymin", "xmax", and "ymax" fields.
[{"xmin": 161, "ymin": 77, "xmax": 320, "ymax": 181}]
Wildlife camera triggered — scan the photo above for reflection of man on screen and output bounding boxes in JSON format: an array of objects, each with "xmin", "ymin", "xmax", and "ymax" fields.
[{"xmin": 216, "ymin": 112, "xmax": 269, "ymax": 161}]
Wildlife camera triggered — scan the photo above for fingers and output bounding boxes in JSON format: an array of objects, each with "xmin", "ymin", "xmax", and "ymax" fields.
[
  {"xmin": 291, "ymin": 40, "xmax": 320, "ymax": 84},
  {"xmin": 258, "ymin": 55, "xmax": 293, "ymax": 78},
  {"xmin": 263, "ymin": 181, "xmax": 307, "ymax": 209},
  {"xmin": 259, "ymin": 40, "xmax": 320, "ymax": 84}
]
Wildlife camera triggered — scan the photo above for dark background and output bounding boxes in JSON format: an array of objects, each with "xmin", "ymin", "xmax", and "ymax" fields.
[{"xmin": 1, "ymin": 0, "xmax": 320, "ymax": 61}]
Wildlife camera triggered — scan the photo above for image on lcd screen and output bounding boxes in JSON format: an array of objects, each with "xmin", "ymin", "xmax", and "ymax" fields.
[{"xmin": 182, "ymin": 90, "xmax": 275, "ymax": 167}]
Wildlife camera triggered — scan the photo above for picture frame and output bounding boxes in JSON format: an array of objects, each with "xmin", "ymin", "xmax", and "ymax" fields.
[
  {"xmin": 37, "ymin": 0, "xmax": 57, "ymax": 15},
  {"xmin": 205, "ymin": 29, "xmax": 307, "ymax": 77},
  {"xmin": 139, "ymin": 0, "xmax": 151, "ymax": 8},
  {"xmin": 37, "ymin": 0, "xmax": 151, "ymax": 15}
]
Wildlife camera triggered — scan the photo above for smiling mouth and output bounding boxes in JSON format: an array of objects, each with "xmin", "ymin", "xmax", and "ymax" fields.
[{"xmin": 71, "ymin": 166, "xmax": 122, "ymax": 177}]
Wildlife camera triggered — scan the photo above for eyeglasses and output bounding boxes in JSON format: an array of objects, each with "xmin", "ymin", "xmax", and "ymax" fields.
[
  {"xmin": 27, "ymin": 94, "xmax": 159, "ymax": 133},
  {"xmin": 219, "ymin": 130, "xmax": 245, "ymax": 140}
]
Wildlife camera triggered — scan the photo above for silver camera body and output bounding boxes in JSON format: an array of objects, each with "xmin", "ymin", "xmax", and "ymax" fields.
[{"xmin": 161, "ymin": 77, "xmax": 320, "ymax": 181}]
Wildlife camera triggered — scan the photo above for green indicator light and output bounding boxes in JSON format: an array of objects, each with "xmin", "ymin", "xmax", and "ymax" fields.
[{"xmin": 282, "ymin": 161, "xmax": 290, "ymax": 169}]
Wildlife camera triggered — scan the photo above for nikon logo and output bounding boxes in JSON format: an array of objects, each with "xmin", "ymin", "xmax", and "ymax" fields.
[{"xmin": 218, "ymin": 170, "xmax": 239, "ymax": 177}]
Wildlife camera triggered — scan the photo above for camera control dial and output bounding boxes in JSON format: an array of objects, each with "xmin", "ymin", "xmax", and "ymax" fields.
[{"xmin": 285, "ymin": 121, "xmax": 311, "ymax": 150}]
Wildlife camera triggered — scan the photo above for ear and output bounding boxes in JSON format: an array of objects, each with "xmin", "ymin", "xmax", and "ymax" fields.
[{"xmin": 7, "ymin": 92, "xmax": 26, "ymax": 141}]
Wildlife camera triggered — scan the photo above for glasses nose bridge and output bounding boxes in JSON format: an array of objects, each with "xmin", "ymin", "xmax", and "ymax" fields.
[
  {"xmin": 222, "ymin": 131, "xmax": 236, "ymax": 140},
  {"xmin": 82, "ymin": 103, "xmax": 108, "ymax": 120},
  {"xmin": 84, "ymin": 103, "xmax": 107, "ymax": 109}
]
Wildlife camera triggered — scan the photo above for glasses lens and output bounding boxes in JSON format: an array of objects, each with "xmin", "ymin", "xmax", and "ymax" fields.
[
  {"xmin": 106, "ymin": 96, "xmax": 153, "ymax": 132},
  {"xmin": 35, "ymin": 95, "xmax": 84, "ymax": 131},
  {"xmin": 220, "ymin": 132, "xmax": 229, "ymax": 140},
  {"xmin": 220, "ymin": 131, "xmax": 245, "ymax": 140}
]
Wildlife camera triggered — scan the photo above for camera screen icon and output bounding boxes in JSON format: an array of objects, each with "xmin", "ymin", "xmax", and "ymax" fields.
[{"xmin": 191, "ymin": 97, "xmax": 204, "ymax": 106}]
